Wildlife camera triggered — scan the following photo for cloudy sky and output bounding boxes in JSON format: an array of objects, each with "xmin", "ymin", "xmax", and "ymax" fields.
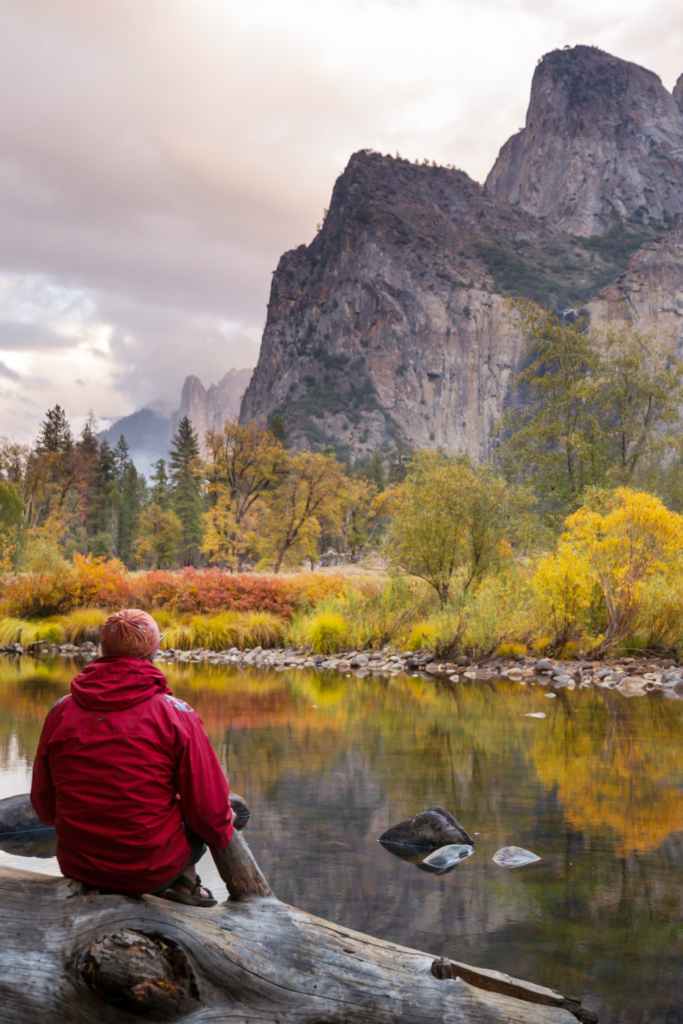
[{"xmin": 1, "ymin": 0, "xmax": 683, "ymax": 441}]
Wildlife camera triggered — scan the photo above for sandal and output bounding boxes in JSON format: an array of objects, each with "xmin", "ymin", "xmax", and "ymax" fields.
[{"xmin": 161, "ymin": 873, "xmax": 217, "ymax": 907}]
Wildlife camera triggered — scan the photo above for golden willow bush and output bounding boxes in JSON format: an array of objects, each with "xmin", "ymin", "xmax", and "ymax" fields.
[{"xmin": 532, "ymin": 488, "xmax": 683, "ymax": 655}]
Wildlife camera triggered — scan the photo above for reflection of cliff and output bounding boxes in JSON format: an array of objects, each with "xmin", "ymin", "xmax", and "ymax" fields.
[
  {"xmin": 4, "ymin": 662, "xmax": 683, "ymax": 1019},
  {"xmin": 6, "ymin": 661, "xmax": 683, "ymax": 869}
]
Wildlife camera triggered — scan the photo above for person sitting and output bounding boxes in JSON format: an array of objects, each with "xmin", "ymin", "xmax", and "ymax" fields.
[{"xmin": 31, "ymin": 608, "xmax": 233, "ymax": 907}]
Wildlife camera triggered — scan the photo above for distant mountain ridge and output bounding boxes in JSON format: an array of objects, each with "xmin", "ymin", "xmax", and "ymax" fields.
[
  {"xmin": 168, "ymin": 368, "xmax": 252, "ymax": 453},
  {"xmin": 241, "ymin": 45, "xmax": 683, "ymax": 460},
  {"xmin": 100, "ymin": 368, "xmax": 252, "ymax": 474},
  {"xmin": 98, "ymin": 407, "xmax": 170, "ymax": 475}
]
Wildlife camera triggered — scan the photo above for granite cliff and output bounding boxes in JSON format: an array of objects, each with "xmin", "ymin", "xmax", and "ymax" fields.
[
  {"xmin": 486, "ymin": 46, "xmax": 683, "ymax": 237},
  {"xmin": 169, "ymin": 368, "xmax": 252, "ymax": 451},
  {"xmin": 241, "ymin": 46, "xmax": 683, "ymax": 459}
]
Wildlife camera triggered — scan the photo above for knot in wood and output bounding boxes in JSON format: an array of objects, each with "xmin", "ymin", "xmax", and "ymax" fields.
[
  {"xmin": 80, "ymin": 928, "xmax": 201, "ymax": 1019},
  {"xmin": 431, "ymin": 957, "xmax": 454, "ymax": 979}
]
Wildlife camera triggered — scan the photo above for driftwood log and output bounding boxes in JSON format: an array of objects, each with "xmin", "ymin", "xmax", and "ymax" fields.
[{"xmin": 0, "ymin": 828, "xmax": 596, "ymax": 1024}]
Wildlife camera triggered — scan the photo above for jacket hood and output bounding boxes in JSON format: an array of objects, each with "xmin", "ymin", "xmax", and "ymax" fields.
[{"xmin": 70, "ymin": 656, "xmax": 172, "ymax": 711}]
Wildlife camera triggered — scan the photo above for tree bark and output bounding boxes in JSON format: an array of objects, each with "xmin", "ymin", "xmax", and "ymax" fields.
[{"xmin": 0, "ymin": 832, "xmax": 594, "ymax": 1024}]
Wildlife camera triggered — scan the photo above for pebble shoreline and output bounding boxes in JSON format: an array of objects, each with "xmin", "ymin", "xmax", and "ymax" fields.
[{"xmin": 2, "ymin": 641, "xmax": 683, "ymax": 694}]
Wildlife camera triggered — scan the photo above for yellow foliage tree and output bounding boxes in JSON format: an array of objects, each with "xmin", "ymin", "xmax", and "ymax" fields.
[
  {"xmin": 135, "ymin": 504, "xmax": 182, "ymax": 569},
  {"xmin": 261, "ymin": 452, "xmax": 346, "ymax": 572},
  {"xmin": 556, "ymin": 488, "xmax": 683, "ymax": 654},
  {"xmin": 201, "ymin": 486, "xmax": 268, "ymax": 570},
  {"xmin": 531, "ymin": 546, "xmax": 593, "ymax": 650}
]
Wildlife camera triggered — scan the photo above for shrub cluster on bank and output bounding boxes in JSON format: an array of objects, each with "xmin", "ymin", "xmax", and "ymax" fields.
[{"xmin": 5, "ymin": 482, "xmax": 683, "ymax": 661}]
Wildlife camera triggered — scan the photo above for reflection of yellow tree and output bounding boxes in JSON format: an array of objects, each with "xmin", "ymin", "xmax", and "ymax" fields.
[
  {"xmin": 530, "ymin": 692, "xmax": 683, "ymax": 856},
  {"xmin": 4, "ymin": 658, "xmax": 683, "ymax": 862}
]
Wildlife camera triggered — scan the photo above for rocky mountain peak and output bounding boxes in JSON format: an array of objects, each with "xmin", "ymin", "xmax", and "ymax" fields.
[
  {"xmin": 169, "ymin": 367, "xmax": 252, "ymax": 451},
  {"xmin": 674, "ymin": 73, "xmax": 683, "ymax": 114},
  {"xmin": 486, "ymin": 45, "xmax": 683, "ymax": 236}
]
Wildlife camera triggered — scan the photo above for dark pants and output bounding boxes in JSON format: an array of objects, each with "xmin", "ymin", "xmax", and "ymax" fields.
[{"xmin": 148, "ymin": 825, "xmax": 207, "ymax": 895}]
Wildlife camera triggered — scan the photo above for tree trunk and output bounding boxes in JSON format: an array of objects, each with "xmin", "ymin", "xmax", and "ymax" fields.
[{"xmin": 0, "ymin": 830, "xmax": 594, "ymax": 1024}]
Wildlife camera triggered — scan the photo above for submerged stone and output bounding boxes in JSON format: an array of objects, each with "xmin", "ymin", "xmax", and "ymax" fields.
[
  {"xmin": 422, "ymin": 844, "xmax": 474, "ymax": 873},
  {"xmin": 379, "ymin": 806, "xmax": 474, "ymax": 849},
  {"xmin": 492, "ymin": 846, "xmax": 541, "ymax": 867},
  {"xmin": 618, "ymin": 677, "xmax": 648, "ymax": 697}
]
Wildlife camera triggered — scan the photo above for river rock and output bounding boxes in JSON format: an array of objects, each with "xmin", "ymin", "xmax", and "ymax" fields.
[
  {"xmin": 422, "ymin": 844, "xmax": 474, "ymax": 873},
  {"xmin": 350, "ymin": 654, "xmax": 368, "ymax": 668},
  {"xmin": 379, "ymin": 806, "xmax": 474, "ymax": 849},
  {"xmin": 0, "ymin": 793, "xmax": 44, "ymax": 834},
  {"xmin": 618, "ymin": 676, "xmax": 648, "ymax": 697},
  {"xmin": 492, "ymin": 846, "xmax": 541, "ymax": 867},
  {"xmin": 534, "ymin": 660, "xmax": 554, "ymax": 673}
]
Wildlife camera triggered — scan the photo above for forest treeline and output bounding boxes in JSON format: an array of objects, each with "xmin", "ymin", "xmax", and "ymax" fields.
[{"xmin": 3, "ymin": 301, "xmax": 683, "ymax": 658}]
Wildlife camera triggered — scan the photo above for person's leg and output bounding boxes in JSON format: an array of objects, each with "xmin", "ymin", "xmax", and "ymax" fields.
[
  {"xmin": 149, "ymin": 826, "xmax": 210, "ymax": 899},
  {"xmin": 169, "ymin": 862, "xmax": 212, "ymax": 899}
]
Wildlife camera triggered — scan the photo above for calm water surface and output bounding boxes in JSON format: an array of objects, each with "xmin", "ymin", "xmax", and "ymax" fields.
[{"xmin": 2, "ymin": 656, "xmax": 683, "ymax": 1023}]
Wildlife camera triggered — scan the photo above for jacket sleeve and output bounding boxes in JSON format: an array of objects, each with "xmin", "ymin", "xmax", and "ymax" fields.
[
  {"xmin": 30, "ymin": 714, "xmax": 58, "ymax": 826},
  {"xmin": 174, "ymin": 714, "xmax": 233, "ymax": 850}
]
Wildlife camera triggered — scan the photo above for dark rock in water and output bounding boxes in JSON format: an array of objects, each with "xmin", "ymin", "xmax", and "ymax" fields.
[
  {"xmin": 379, "ymin": 806, "xmax": 473, "ymax": 849},
  {"xmin": 0, "ymin": 793, "xmax": 44, "ymax": 835},
  {"xmin": 0, "ymin": 794, "xmax": 55, "ymax": 858},
  {"xmin": 380, "ymin": 839, "xmax": 474, "ymax": 876},
  {"xmin": 0, "ymin": 828, "xmax": 57, "ymax": 859}
]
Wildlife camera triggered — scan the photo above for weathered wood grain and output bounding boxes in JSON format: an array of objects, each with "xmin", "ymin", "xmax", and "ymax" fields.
[
  {"xmin": 0, "ymin": 863, "xmax": 583, "ymax": 1024},
  {"xmin": 210, "ymin": 830, "xmax": 273, "ymax": 900}
]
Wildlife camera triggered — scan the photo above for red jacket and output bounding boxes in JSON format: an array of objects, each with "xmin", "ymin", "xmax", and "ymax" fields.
[{"xmin": 30, "ymin": 656, "xmax": 233, "ymax": 894}]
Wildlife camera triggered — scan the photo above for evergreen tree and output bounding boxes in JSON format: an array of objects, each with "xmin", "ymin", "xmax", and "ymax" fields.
[
  {"xmin": 114, "ymin": 435, "xmax": 131, "ymax": 483},
  {"xmin": 150, "ymin": 459, "xmax": 171, "ymax": 510},
  {"xmin": 169, "ymin": 417, "xmax": 204, "ymax": 565},
  {"xmin": 86, "ymin": 439, "xmax": 120, "ymax": 556},
  {"xmin": 35, "ymin": 405, "xmax": 73, "ymax": 454},
  {"xmin": 118, "ymin": 463, "xmax": 147, "ymax": 567},
  {"xmin": 269, "ymin": 414, "xmax": 290, "ymax": 448}
]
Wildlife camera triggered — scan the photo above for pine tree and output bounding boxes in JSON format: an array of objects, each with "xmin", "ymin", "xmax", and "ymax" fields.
[
  {"xmin": 114, "ymin": 435, "xmax": 131, "ymax": 483},
  {"xmin": 86, "ymin": 440, "xmax": 120, "ymax": 556},
  {"xmin": 169, "ymin": 417, "xmax": 204, "ymax": 566},
  {"xmin": 35, "ymin": 405, "xmax": 73, "ymax": 454},
  {"xmin": 118, "ymin": 463, "xmax": 147, "ymax": 567},
  {"xmin": 150, "ymin": 459, "xmax": 171, "ymax": 511},
  {"xmin": 269, "ymin": 414, "xmax": 290, "ymax": 448}
]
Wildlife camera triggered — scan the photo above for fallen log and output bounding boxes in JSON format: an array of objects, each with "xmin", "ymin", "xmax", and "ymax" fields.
[{"xmin": 0, "ymin": 828, "xmax": 596, "ymax": 1024}]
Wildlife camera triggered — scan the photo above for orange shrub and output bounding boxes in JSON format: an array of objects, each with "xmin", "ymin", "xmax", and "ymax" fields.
[{"xmin": 0, "ymin": 557, "xmax": 349, "ymax": 620}]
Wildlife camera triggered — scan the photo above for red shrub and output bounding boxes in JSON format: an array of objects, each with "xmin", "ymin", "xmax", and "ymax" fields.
[{"xmin": 0, "ymin": 554, "xmax": 349, "ymax": 620}]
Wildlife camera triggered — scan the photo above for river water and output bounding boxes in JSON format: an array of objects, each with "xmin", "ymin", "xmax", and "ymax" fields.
[{"xmin": 2, "ymin": 655, "xmax": 683, "ymax": 1023}]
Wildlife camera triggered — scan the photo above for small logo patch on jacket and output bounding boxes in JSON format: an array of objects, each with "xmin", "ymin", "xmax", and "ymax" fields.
[
  {"xmin": 50, "ymin": 694, "xmax": 70, "ymax": 712},
  {"xmin": 165, "ymin": 695, "xmax": 194, "ymax": 713}
]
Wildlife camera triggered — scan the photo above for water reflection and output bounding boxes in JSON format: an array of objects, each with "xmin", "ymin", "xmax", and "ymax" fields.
[{"xmin": 1, "ymin": 656, "xmax": 683, "ymax": 1022}]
